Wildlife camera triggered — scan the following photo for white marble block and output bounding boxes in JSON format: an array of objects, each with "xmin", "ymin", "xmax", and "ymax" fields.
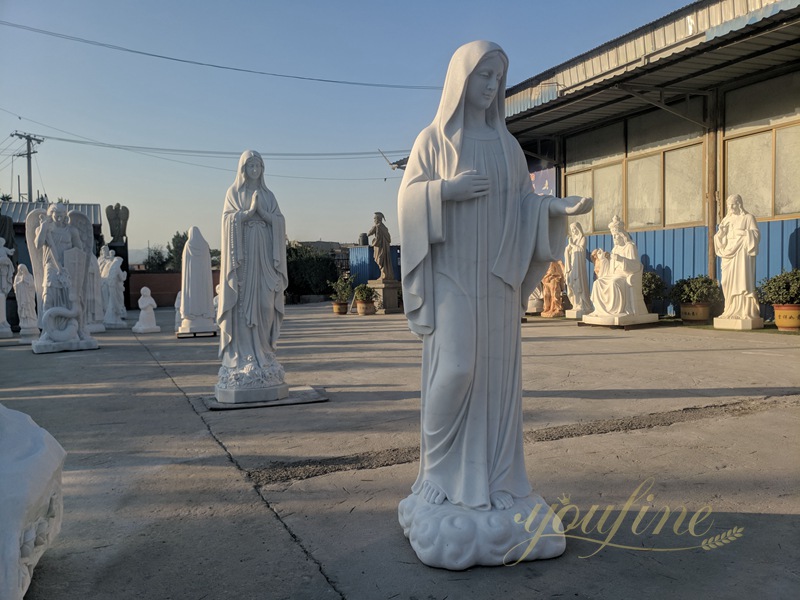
[{"xmin": 0, "ymin": 403, "xmax": 66, "ymax": 600}]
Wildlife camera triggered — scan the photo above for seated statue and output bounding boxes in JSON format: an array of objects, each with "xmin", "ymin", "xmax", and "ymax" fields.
[{"xmin": 584, "ymin": 216, "xmax": 656, "ymax": 326}]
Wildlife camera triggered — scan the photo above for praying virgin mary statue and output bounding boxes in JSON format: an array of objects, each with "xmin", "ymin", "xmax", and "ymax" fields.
[
  {"xmin": 215, "ymin": 150, "xmax": 289, "ymax": 403},
  {"xmin": 397, "ymin": 40, "xmax": 592, "ymax": 569}
]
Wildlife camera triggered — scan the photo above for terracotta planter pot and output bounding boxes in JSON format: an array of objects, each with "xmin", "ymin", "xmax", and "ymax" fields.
[
  {"xmin": 356, "ymin": 300, "xmax": 376, "ymax": 316},
  {"xmin": 332, "ymin": 302, "xmax": 348, "ymax": 315},
  {"xmin": 773, "ymin": 304, "xmax": 800, "ymax": 332},
  {"xmin": 680, "ymin": 302, "xmax": 711, "ymax": 323}
]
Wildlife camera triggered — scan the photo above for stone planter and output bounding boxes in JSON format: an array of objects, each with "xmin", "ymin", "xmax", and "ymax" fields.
[
  {"xmin": 773, "ymin": 304, "xmax": 800, "ymax": 332},
  {"xmin": 356, "ymin": 300, "xmax": 376, "ymax": 316},
  {"xmin": 332, "ymin": 302, "xmax": 348, "ymax": 315},
  {"xmin": 680, "ymin": 302, "xmax": 712, "ymax": 323}
]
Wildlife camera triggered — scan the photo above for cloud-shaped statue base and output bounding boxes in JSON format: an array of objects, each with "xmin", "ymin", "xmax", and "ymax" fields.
[{"xmin": 398, "ymin": 492, "xmax": 565, "ymax": 570}]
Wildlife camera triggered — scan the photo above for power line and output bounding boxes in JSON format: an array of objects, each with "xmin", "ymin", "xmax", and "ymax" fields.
[{"xmin": 0, "ymin": 20, "xmax": 442, "ymax": 91}]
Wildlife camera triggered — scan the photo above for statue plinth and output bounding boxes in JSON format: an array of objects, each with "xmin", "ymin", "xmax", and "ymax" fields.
[
  {"xmin": 398, "ymin": 492, "xmax": 566, "ymax": 570},
  {"xmin": 368, "ymin": 279, "xmax": 402, "ymax": 314},
  {"xmin": 713, "ymin": 316, "xmax": 764, "ymax": 330},
  {"xmin": 582, "ymin": 313, "xmax": 658, "ymax": 327}
]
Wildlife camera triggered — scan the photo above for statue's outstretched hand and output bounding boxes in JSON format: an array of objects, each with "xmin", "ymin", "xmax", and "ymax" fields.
[
  {"xmin": 442, "ymin": 170, "xmax": 490, "ymax": 202},
  {"xmin": 549, "ymin": 196, "xmax": 593, "ymax": 216}
]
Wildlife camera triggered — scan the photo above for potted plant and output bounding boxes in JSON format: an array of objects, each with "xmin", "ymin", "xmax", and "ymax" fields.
[
  {"xmin": 353, "ymin": 284, "xmax": 377, "ymax": 316},
  {"xmin": 641, "ymin": 271, "xmax": 666, "ymax": 313},
  {"xmin": 757, "ymin": 269, "xmax": 800, "ymax": 332},
  {"xmin": 328, "ymin": 274, "xmax": 352, "ymax": 315},
  {"xmin": 669, "ymin": 275, "xmax": 723, "ymax": 323}
]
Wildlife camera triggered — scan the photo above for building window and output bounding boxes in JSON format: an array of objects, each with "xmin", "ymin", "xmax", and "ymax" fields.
[{"xmin": 665, "ymin": 143, "xmax": 704, "ymax": 226}]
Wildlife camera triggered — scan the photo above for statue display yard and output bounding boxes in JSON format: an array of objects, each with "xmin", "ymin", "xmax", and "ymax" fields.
[
  {"xmin": 215, "ymin": 151, "xmax": 289, "ymax": 404},
  {"xmin": 367, "ymin": 212, "xmax": 401, "ymax": 314},
  {"xmin": 397, "ymin": 40, "xmax": 593, "ymax": 569},
  {"xmin": 0, "ymin": 403, "xmax": 66, "ymax": 600},
  {"xmin": 0, "ymin": 237, "xmax": 14, "ymax": 338},
  {"xmin": 713, "ymin": 194, "xmax": 764, "ymax": 330},
  {"xmin": 132, "ymin": 287, "xmax": 161, "ymax": 334},
  {"xmin": 582, "ymin": 216, "xmax": 658, "ymax": 327},
  {"xmin": 177, "ymin": 227, "xmax": 218, "ymax": 337},
  {"xmin": 25, "ymin": 202, "xmax": 99, "ymax": 354},
  {"xmin": 564, "ymin": 222, "xmax": 593, "ymax": 318}
]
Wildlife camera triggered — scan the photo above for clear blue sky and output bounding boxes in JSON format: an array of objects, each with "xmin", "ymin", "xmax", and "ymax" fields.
[{"xmin": 0, "ymin": 0, "xmax": 692, "ymax": 254}]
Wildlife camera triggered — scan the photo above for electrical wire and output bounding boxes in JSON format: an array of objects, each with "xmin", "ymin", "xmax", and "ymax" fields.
[
  {"xmin": 34, "ymin": 154, "xmax": 47, "ymax": 199},
  {"xmin": 0, "ymin": 20, "xmax": 442, "ymax": 91}
]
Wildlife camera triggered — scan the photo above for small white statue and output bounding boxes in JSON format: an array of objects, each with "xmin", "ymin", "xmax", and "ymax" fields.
[
  {"xmin": 13, "ymin": 264, "xmax": 39, "ymax": 342},
  {"xmin": 215, "ymin": 150, "xmax": 289, "ymax": 403},
  {"xmin": 173, "ymin": 291, "xmax": 181, "ymax": 332},
  {"xmin": 397, "ymin": 40, "xmax": 593, "ymax": 569},
  {"xmin": 0, "ymin": 237, "xmax": 14, "ymax": 338},
  {"xmin": 564, "ymin": 222, "xmax": 593, "ymax": 317},
  {"xmin": 26, "ymin": 202, "xmax": 98, "ymax": 353},
  {"xmin": 102, "ymin": 252, "xmax": 128, "ymax": 329},
  {"xmin": 583, "ymin": 216, "xmax": 657, "ymax": 327},
  {"xmin": 713, "ymin": 194, "xmax": 763, "ymax": 329},
  {"xmin": 132, "ymin": 287, "xmax": 161, "ymax": 334},
  {"xmin": 177, "ymin": 226, "xmax": 217, "ymax": 335}
]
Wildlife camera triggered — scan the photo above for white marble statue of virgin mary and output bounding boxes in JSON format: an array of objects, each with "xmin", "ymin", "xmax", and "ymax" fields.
[
  {"xmin": 215, "ymin": 150, "xmax": 288, "ymax": 403},
  {"xmin": 397, "ymin": 40, "xmax": 592, "ymax": 569}
]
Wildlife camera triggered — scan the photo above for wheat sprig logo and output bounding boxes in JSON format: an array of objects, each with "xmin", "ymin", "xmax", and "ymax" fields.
[{"xmin": 701, "ymin": 526, "xmax": 744, "ymax": 550}]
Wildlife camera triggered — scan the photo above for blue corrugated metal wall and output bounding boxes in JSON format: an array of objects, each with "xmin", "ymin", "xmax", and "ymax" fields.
[{"xmin": 348, "ymin": 245, "xmax": 401, "ymax": 286}]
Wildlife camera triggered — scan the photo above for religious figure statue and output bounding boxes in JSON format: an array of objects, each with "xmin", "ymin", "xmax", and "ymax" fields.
[
  {"xmin": 173, "ymin": 291, "xmax": 182, "ymax": 332},
  {"xmin": 25, "ymin": 202, "xmax": 98, "ymax": 352},
  {"xmin": 713, "ymin": 194, "xmax": 762, "ymax": 324},
  {"xmin": 541, "ymin": 261, "xmax": 566, "ymax": 318},
  {"xmin": 564, "ymin": 222, "xmax": 593, "ymax": 315},
  {"xmin": 105, "ymin": 203, "xmax": 129, "ymax": 244},
  {"xmin": 132, "ymin": 287, "xmax": 161, "ymax": 334},
  {"xmin": 584, "ymin": 216, "xmax": 656, "ymax": 326},
  {"xmin": 0, "ymin": 215, "xmax": 18, "ymax": 271},
  {"xmin": 215, "ymin": 150, "xmax": 289, "ymax": 403},
  {"xmin": 367, "ymin": 212, "xmax": 395, "ymax": 280},
  {"xmin": 102, "ymin": 251, "xmax": 128, "ymax": 328},
  {"xmin": 396, "ymin": 40, "xmax": 592, "ymax": 569},
  {"xmin": 177, "ymin": 226, "xmax": 217, "ymax": 335},
  {"xmin": 0, "ymin": 237, "xmax": 14, "ymax": 338},
  {"xmin": 13, "ymin": 264, "xmax": 39, "ymax": 338}
]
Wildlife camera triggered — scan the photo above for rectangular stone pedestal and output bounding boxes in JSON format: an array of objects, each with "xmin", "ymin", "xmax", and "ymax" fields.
[
  {"xmin": 713, "ymin": 317, "xmax": 764, "ymax": 330},
  {"xmin": 368, "ymin": 279, "xmax": 402, "ymax": 314},
  {"xmin": 565, "ymin": 309, "xmax": 586, "ymax": 320},
  {"xmin": 208, "ymin": 385, "xmax": 327, "ymax": 410},
  {"xmin": 214, "ymin": 383, "xmax": 290, "ymax": 404},
  {"xmin": 581, "ymin": 313, "xmax": 659, "ymax": 327}
]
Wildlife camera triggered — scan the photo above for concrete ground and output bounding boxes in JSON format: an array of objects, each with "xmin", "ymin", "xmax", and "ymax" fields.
[{"xmin": 1, "ymin": 304, "xmax": 798, "ymax": 600}]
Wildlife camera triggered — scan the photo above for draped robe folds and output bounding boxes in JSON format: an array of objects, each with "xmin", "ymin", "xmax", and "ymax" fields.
[
  {"xmin": 399, "ymin": 126, "xmax": 568, "ymax": 510},
  {"xmin": 714, "ymin": 212, "xmax": 760, "ymax": 320},
  {"xmin": 588, "ymin": 241, "xmax": 647, "ymax": 317},
  {"xmin": 218, "ymin": 182, "xmax": 287, "ymax": 371}
]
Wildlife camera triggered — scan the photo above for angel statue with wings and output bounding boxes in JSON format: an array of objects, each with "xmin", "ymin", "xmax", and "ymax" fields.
[{"xmin": 26, "ymin": 202, "xmax": 99, "ymax": 353}]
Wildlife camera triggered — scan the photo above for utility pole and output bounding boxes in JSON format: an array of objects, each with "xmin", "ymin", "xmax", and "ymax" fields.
[{"xmin": 11, "ymin": 131, "xmax": 44, "ymax": 202}]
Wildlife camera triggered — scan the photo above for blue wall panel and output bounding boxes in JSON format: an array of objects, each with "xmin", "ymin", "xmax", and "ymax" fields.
[{"xmin": 348, "ymin": 245, "xmax": 401, "ymax": 287}]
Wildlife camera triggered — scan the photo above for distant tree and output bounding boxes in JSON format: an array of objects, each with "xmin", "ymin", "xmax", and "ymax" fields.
[
  {"xmin": 0, "ymin": 193, "xmax": 12, "ymax": 202},
  {"xmin": 210, "ymin": 248, "xmax": 221, "ymax": 269},
  {"xmin": 286, "ymin": 245, "xmax": 338, "ymax": 301},
  {"xmin": 143, "ymin": 245, "xmax": 169, "ymax": 272},
  {"xmin": 166, "ymin": 230, "xmax": 189, "ymax": 271}
]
